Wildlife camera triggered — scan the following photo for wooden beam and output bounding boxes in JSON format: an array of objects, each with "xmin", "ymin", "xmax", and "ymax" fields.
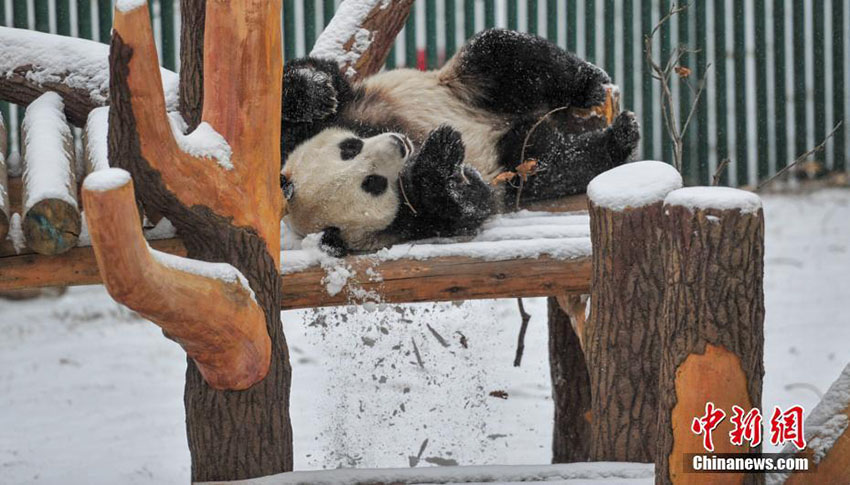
[
  {"xmin": 0, "ymin": 111, "xmax": 8, "ymax": 241},
  {"xmin": 0, "ymin": 239, "xmax": 590, "ymax": 308}
]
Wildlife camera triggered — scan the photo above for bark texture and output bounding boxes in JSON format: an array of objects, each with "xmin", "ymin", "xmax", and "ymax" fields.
[
  {"xmin": 179, "ymin": 0, "xmax": 205, "ymax": 130},
  {"xmin": 656, "ymin": 203, "xmax": 765, "ymax": 485},
  {"xmin": 547, "ymin": 297, "xmax": 591, "ymax": 463},
  {"xmin": 110, "ymin": 34, "xmax": 292, "ymax": 481},
  {"xmin": 585, "ymin": 201, "xmax": 668, "ymax": 462}
]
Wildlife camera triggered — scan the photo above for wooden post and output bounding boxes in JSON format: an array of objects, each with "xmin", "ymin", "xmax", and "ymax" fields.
[
  {"xmin": 656, "ymin": 187, "xmax": 765, "ymax": 485},
  {"xmin": 585, "ymin": 160, "xmax": 683, "ymax": 462},
  {"xmin": 21, "ymin": 92, "xmax": 80, "ymax": 255},
  {"xmin": 82, "ymin": 106, "xmax": 109, "ymax": 174},
  {"xmin": 548, "ymin": 296, "xmax": 591, "ymax": 462},
  {"xmin": 779, "ymin": 363, "xmax": 850, "ymax": 485},
  {"xmin": 0, "ymin": 110, "xmax": 9, "ymax": 241}
]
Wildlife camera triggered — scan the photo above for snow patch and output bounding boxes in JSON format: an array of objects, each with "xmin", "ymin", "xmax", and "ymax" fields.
[
  {"xmin": 0, "ymin": 27, "xmax": 179, "ymax": 111},
  {"xmin": 82, "ymin": 167, "xmax": 131, "ymax": 192},
  {"xmin": 797, "ymin": 363, "xmax": 850, "ymax": 463},
  {"xmin": 7, "ymin": 212, "xmax": 25, "ymax": 253},
  {"xmin": 310, "ymin": 0, "xmax": 381, "ymax": 77},
  {"xmin": 587, "ymin": 160, "xmax": 683, "ymax": 211},
  {"xmin": 84, "ymin": 107, "xmax": 110, "ymax": 172},
  {"xmin": 167, "ymin": 113, "xmax": 233, "ymax": 170},
  {"xmin": 22, "ymin": 92, "xmax": 77, "ymax": 209},
  {"xmin": 115, "ymin": 0, "xmax": 147, "ymax": 12},
  {"xmin": 150, "ymin": 248, "xmax": 256, "ymax": 302},
  {"xmin": 664, "ymin": 187, "xmax": 763, "ymax": 214}
]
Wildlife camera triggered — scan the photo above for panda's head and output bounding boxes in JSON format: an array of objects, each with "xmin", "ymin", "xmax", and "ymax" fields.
[{"xmin": 282, "ymin": 127, "xmax": 415, "ymax": 250}]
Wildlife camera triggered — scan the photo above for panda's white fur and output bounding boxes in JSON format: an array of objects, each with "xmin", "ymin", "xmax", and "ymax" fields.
[{"xmin": 285, "ymin": 63, "xmax": 510, "ymax": 249}]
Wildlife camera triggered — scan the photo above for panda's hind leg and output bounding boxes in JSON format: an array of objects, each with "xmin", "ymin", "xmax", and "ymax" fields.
[
  {"xmin": 497, "ymin": 111, "xmax": 640, "ymax": 204},
  {"xmin": 447, "ymin": 29, "xmax": 611, "ymax": 115}
]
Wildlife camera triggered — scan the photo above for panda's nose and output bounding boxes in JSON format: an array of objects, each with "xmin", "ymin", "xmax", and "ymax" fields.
[{"xmin": 389, "ymin": 133, "xmax": 412, "ymax": 159}]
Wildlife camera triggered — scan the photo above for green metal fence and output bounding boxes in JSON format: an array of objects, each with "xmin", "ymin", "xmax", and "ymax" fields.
[{"xmin": 2, "ymin": 0, "xmax": 848, "ymax": 186}]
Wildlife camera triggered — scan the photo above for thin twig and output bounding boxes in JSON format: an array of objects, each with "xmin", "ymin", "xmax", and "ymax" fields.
[
  {"xmin": 712, "ymin": 158, "xmax": 730, "ymax": 186},
  {"xmin": 757, "ymin": 121, "xmax": 843, "ymax": 190},
  {"xmin": 513, "ymin": 298, "xmax": 532, "ymax": 367},
  {"xmin": 515, "ymin": 105, "xmax": 571, "ymax": 209}
]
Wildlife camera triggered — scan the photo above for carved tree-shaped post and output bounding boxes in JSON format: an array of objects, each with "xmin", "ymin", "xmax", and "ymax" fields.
[
  {"xmin": 584, "ymin": 160, "xmax": 683, "ymax": 462},
  {"xmin": 83, "ymin": 0, "xmax": 289, "ymax": 481},
  {"xmin": 656, "ymin": 187, "xmax": 765, "ymax": 485}
]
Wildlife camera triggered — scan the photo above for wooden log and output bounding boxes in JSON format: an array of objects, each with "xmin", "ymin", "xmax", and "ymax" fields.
[
  {"xmin": 20, "ymin": 92, "xmax": 81, "ymax": 255},
  {"xmin": 0, "ymin": 243, "xmax": 591, "ymax": 309},
  {"xmin": 311, "ymin": 0, "xmax": 415, "ymax": 82},
  {"xmin": 82, "ymin": 106, "xmax": 109, "ymax": 175},
  {"xmin": 0, "ymin": 110, "xmax": 9, "ymax": 241},
  {"xmin": 584, "ymin": 161, "xmax": 683, "ymax": 463},
  {"xmin": 656, "ymin": 187, "xmax": 765, "ymax": 485},
  {"xmin": 779, "ymin": 363, "xmax": 850, "ymax": 485},
  {"xmin": 547, "ymin": 297, "xmax": 592, "ymax": 463}
]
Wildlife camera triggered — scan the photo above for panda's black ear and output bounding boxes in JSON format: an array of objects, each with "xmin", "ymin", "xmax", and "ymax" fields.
[
  {"xmin": 319, "ymin": 227, "xmax": 349, "ymax": 258},
  {"xmin": 280, "ymin": 173, "xmax": 295, "ymax": 200}
]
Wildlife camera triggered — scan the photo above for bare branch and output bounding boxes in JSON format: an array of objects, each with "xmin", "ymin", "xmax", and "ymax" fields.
[{"xmin": 757, "ymin": 122, "xmax": 843, "ymax": 190}]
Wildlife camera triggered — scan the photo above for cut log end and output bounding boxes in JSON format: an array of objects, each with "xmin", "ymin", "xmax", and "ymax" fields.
[{"xmin": 22, "ymin": 199, "xmax": 81, "ymax": 255}]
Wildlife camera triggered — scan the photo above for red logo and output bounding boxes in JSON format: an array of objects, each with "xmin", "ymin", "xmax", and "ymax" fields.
[
  {"xmin": 769, "ymin": 405, "xmax": 807, "ymax": 450},
  {"xmin": 729, "ymin": 406, "xmax": 763, "ymax": 447},
  {"xmin": 691, "ymin": 402, "xmax": 726, "ymax": 452}
]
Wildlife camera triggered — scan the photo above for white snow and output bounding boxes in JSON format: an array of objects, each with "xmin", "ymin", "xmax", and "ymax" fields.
[
  {"xmin": 150, "ymin": 247, "xmax": 256, "ymax": 302},
  {"xmin": 7, "ymin": 212, "xmax": 25, "ymax": 253},
  {"xmin": 0, "ymin": 27, "xmax": 179, "ymax": 112},
  {"xmin": 203, "ymin": 462, "xmax": 654, "ymax": 485},
  {"xmin": 21, "ymin": 92, "xmax": 77, "ymax": 210},
  {"xmin": 82, "ymin": 167, "xmax": 131, "ymax": 192},
  {"xmin": 791, "ymin": 363, "xmax": 850, "ymax": 464},
  {"xmin": 664, "ymin": 186, "xmax": 763, "ymax": 214},
  {"xmin": 586, "ymin": 160, "xmax": 683, "ymax": 211},
  {"xmin": 167, "ymin": 113, "xmax": 233, "ymax": 170},
  {"xmin": 281, "ymin": 211, "xmax": 590, "ymax": 276},
  {"xmin": 84, "ymin": 107, "xmax": 110, "ymax": 173},
  {"xmin": 1, "ymin": 189, "xmax": 849, "ymax": 484},
  {"xmin": 310, "ymin": 0, "xmax": 381, "ymax": 77},
  {"xmin": 115, "ymin": 0, "xmax": 147, "ymax": 12}
]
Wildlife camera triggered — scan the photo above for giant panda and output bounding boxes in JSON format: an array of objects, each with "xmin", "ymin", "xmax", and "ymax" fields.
[{"xmin": 282, "ymin": 29, "xmax": 640, "ymax": 255}]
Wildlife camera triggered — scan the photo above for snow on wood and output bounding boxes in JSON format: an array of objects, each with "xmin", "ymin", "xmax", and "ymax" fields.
[
  {"xmin": 167, "ymin": 113, "xmax": 233, "ymax": 170},
  {"xmin": 0, "ymin": 27, "xmax": 179, "ymax": 126},
  {"xmin": 21, "ymin": 92, "xmax": 81, "ymax": 255},
  {"xmin": 197, "ymin": 462, "xmax": 654, "ymax": 485},
  {"xmin": 586, "ymin": 160, "xmax": 683, "ymax": 211},
  {"xmin": 0, "ymin": 110, "xmax": 8, "ymax": 240},
  {"xmin": 115, "ymin": 0, "xmax": 147, "ymax": 12},
  {"xmin": 83, "ymin": 107, "xmax": 109, "ymax": 174},
  {"xmin": 150, "ymin": 247, "xmax": 256, "ymax": 303},
  {"xmin": 82, "ymin": 167, "xmax": 131, "ymax": 192},
  {"xmin": 311, "ymin": 0, "xmax": 382, "ymax": 68},
  {"xmin": 6, "ymin": 212, "xmax": 25, "ymax": 254},
  {"xmin": 664, "ymin": 186, "xmax": 763, "ymax": 214},
  {"xmin": 281, "ymin": 211, "xmax": 591, "ymax": 275}
]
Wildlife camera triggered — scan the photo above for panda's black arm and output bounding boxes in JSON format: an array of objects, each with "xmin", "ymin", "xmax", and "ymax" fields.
[
  {"xmin": 385, "ymin": 126, "xmax": 494, "ymax": 241},
  {"xmin": 282, "ymin": 57, "xmax": 355, "ymax": 156}
]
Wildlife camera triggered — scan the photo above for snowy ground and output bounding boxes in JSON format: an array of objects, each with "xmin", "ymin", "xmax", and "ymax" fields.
[{"xmin": 1, "ymin": 189, "xmax": 849, "ymax": 484}]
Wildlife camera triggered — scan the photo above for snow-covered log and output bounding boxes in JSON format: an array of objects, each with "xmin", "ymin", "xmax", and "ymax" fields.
[
  {"xmin": 0, "ymin": 111, "xmax": 9, "ymax": 241},
  {"xmin": 774, "ymin": 362, "xmax": 850, "ymax": 485},
  {"xmin": 311, "ymin": 0, "xmax": 414, "ymax": 81},
  {"xmin": 0, "ymin": 27, "xmax": 178, "ymax": 127},
  {"xmin": 20, "ymin": 92, "xmax": 80, "ymax": 255},
  {"xmin": 656, "ymin": 187, "xmax": 765, "ymax": 485},
  {"xmin": 82, "ymin": 107, "xmax": 109, "ymax": 175},
  {"xmin": 584, "ymin": 161, "xmax": 683, "ymax": 463}
]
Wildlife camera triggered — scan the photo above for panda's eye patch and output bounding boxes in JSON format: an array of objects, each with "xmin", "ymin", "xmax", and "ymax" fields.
[
  {"xmin": 361, "ymin": 175, "xmax": 388, "ymax": 196},
  {"xmin": 339, "ymin": 138, "xmax": 364, "ymax": 160}
]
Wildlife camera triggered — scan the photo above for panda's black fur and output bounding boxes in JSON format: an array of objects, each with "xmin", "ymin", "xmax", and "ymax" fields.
[{"xmin": 282, "ymin": 29, "xmax": 640, "ymax": 255}]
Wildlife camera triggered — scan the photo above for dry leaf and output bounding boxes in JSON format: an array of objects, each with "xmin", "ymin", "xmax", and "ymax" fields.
[
  {"xmin": 515, "ymin": 159, "xmax": 539, "ymax": 181},
  {"xmin": 491, "ymin": 171, "xmax": 517, "ymax": 185},
  {"xmin": 675, "ymin": 66, "xmax": 692, "ymax": 78},
  {"xmin": 489, "ymin": 390, "xmax": 509, "ymax": 399}
]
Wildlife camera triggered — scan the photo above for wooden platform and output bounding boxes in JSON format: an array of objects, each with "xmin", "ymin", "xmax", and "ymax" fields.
[{"xmin": 0, "ymin": 194, "xmax": 592, "ymax": 309}]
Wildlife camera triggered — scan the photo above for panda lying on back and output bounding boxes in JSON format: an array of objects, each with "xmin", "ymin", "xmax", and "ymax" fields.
[{"xmin": 282, "ymin": 29, "xmax": 640, "ymax": 255}]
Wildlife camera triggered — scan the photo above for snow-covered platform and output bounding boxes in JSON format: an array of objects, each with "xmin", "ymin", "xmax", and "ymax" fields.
[
  {"xmin": 198, "ymin": 462, "xmax": 654, "ymax": 485},
  {"xmin": 0, "ymin": 193, "xmax": 592, "ymax": 309}
]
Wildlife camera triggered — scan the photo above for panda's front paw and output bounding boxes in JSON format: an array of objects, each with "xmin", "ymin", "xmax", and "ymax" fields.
[
  {"xmin": 608, "ymin": 111, "xmax": 641, "ymax": 162},
  {"xmin": 572, "ymin": 64, "xmax": 611, "ymax": 109},
  {"xmin": 415, "ymin": 125, "xmax": 466, "ymax": 178},
  {"xmin": 283, "ymin": 67, "xmax": 338, "ymax": 122},
  {"xmin": 444, "ymin": 166, "xmax": 494, "ymax": 228}
]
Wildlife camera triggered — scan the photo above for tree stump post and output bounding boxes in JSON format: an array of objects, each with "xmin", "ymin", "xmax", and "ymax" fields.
[
  {"xmin": 583, "ymin": 161, "xmax": 683, "ymax": 462},
  {"xmin": 0, "ymin": 110, "xmax": 8, "ymax": 241},
  {"xmin": 656, "ymin": 187, "xmax": 765, "ymax": 485},
  {"xmin": 548, "ymin": 296, "xmax": 592, "ymax": 462}
]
